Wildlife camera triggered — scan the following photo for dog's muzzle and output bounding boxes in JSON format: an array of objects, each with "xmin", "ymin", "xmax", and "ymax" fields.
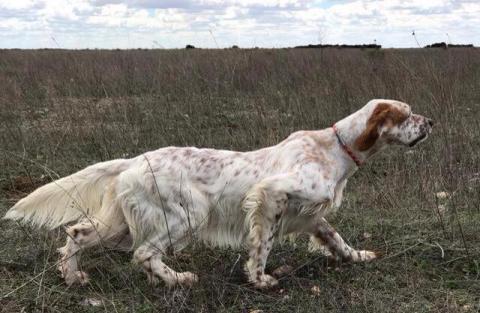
[{"xmin": 408, "ymin": 117, "xmax": 433, "ymax": 147}]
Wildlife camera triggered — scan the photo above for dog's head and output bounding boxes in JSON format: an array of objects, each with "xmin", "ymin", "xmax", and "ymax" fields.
[{"xmin": 355, "ymin": 100, "xmax": 433, "ymax": 152}]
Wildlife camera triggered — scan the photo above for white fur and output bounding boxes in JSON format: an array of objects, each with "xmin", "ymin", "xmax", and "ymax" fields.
[
  {"xmin": 4, "ymin": 99, "xmax": 432, "ymax": 288},
  {"xmin": 4, "ymin": 159, "xmax": 131, "ymax": 228}
]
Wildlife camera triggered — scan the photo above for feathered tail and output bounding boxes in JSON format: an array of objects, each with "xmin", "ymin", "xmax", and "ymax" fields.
[{"xmin": 3, "ymin": 159, "xmax": 131, "ymax": 229}]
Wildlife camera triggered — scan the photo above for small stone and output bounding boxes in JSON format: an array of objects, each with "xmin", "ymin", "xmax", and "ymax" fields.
[
  {"xmin": 362, "ymin": 232, "xmax": 372, "ymax": 239},
  {"xmin": 80, "ymin": 298, "xmax": 102, "ymax": 307},
  {"xmin": 311, "ymin": 285, "xmax": 321, "ymax": 296},
  {"xmin": 437, "ymin": 204, "xmax": 447, "ymax": 215},
  {"xmin": 436, "ymin": 191, "xmax": 450, "ymax": 199}
]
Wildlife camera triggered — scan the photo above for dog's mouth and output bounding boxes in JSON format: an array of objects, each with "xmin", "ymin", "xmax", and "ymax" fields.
[{"xmin": 408, "ymin": 133, "xmax": 428, "ymax": 147}]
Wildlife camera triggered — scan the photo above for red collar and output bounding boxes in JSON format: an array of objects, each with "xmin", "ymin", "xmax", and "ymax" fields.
[{"xmin": 332, "ymin": 124, "xmax": 362, "ymax": 167}]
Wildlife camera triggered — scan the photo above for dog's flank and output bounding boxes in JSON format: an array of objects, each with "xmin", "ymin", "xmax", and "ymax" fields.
[{"xmin": 4, "ymin": 99, "xmax": 432, "ymax": 289}]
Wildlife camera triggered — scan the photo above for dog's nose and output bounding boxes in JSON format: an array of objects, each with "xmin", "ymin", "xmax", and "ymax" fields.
[{"xmin": 427, "ymin": 118, "xmax": 433, "ymax": 127}]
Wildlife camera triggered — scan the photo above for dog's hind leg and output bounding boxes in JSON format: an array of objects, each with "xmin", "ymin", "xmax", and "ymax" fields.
[
  {"xmin": 57, "ymin": 183, "xmax": 128, "ymax": 285},
  {"xmin": 119, "ymin": 172, "xmax": 209, "ymax": 287},
  {"xmin": 133, "ymin": 234, "xmax": 198, "ymax": 287},
  {"xmin": 128, "ymin": 202, "xmax": 201, "ymax": 287},
  {"xmin": 58, "ymin": 217, "xmax": 129, "ymax": 285}
]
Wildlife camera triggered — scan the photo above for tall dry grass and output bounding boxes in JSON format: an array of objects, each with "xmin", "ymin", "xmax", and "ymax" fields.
[{"xmin": 0, "ymin": 48, "xmax": 479, "ymax": 312}]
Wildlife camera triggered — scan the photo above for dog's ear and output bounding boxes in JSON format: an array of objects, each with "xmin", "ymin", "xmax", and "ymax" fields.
[{"xmin": 355, "ymin": 103, "xmax": 408, "ymax": 151}]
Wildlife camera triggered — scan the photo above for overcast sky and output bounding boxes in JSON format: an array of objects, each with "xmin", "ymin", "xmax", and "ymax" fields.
[{"xmin": 0, "ymin": 0, "xmax": 478, "ymax": 49}]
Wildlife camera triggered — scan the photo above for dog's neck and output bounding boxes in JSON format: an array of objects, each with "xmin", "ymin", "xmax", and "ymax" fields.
[{"xmin": 332, "ymin": 102, "xmax": 386, "ymax": 169}]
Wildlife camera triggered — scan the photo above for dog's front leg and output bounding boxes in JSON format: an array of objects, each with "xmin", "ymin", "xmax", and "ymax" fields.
[
  {"xmin": 245, "ymin": 217, "xmax": 278, "ymax": 288},
  {"xmin": 310, "ymin": 217, "xmax": 377, "ymax": 262},
  {"xmin": 243, "ymin": 182, "xmax": 288, "ymax": 288}
]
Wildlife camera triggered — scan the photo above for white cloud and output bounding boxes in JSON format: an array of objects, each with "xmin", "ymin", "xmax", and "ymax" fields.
[
  {"xmin": 0, "ymin": 0, "xmax": 478, "ymax": 48},
  {"xmin": 0, "ymin": 17, "xmax": 34, "ymax": 30},
  {"xmin": 0, "ymin": 0, "xmax": 37, "ymax": 10}
]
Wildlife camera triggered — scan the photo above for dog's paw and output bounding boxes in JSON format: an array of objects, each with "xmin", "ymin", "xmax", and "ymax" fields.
[
  {"xmin": 254, "ymin": 274, "xmax": 278, "ymax": 289},
  {"xmin": 64, "ymin": 271, "xmax": 90, "ymax": 286},
  {"xmin": 353, "ymin": 250, "xmax": 378, "ymax": 262},
  {"xmin": 177, "ymin": 271, "xmax": 198, "ymax": 287}
]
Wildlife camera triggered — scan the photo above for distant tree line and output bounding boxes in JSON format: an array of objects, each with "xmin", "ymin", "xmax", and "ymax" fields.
[
  {"xmin": 184, "ymin": 42, "xmax": 475, "ymax": 50},
  {"xmin": 294, "ymin": 44, "xmax": 381, "ymax": 49},
  {"xmin": 424, "ymin": 42, "xmax": 474, "ymax": 48}
]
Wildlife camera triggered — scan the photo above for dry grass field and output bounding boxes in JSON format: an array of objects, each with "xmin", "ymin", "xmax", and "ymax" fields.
[{"xmin": 0, "ymin": 48, "xmax": 479, "ymax": 312}]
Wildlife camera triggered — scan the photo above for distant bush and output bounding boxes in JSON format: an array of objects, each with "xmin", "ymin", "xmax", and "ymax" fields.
[
  {"xmin": 425, "ymin": 42, "xmax": 474, "ymax": 48},
  {"xmin": 186, "ymin": 44, "xmax": 195, "ymax": 49}
]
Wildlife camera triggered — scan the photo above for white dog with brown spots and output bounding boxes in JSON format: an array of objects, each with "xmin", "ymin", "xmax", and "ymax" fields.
[{"xmin": 4, "ymin": 99, "xmax": 433, "ymax": 289}]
